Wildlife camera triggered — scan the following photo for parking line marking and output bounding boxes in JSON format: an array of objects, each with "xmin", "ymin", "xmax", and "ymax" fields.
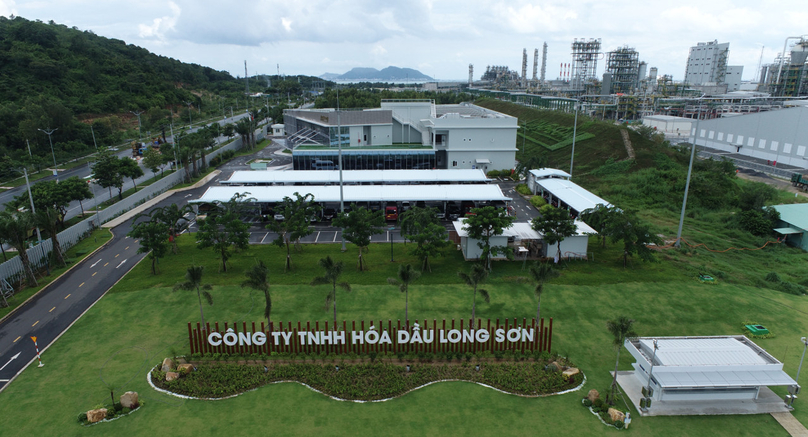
[
  {"xmin": 92, "ymin": 272, "xmax": 97, "ymax": 277},
  {"xmin": 104, "ymin": 262, "xmax": 109, "ymax": 267},
  {"xmin": 32, "ymin": 321, "xmax": 38, "ymax": 327},
  {"xmin": 125, "ymin": 246, "xmax": 129, "ymax": 250},
  {"xmin": 13, "ymin": 336, "xmax": 20, "ymax": 343},
  {"xmin": 65, "ymin": 294, "xmax": 71, "ymax": 299},
  {"xmin": 49, "ymin": 307, "xmax": 55, "ymax": 312},
  {"xmin": 315, "ymin": 231, "xmax": 321, "ymax": 242},
  {"xmin": 260, "ymin": 233, "xmax": 268, "ymax": 244},
  {"xmin": 79, "ymin": 282, "xmax": 85, "ymax": 287},
  {"xmin": 115, "ymin": 254, "xmax": 119, "ymax": 258},
  {"xmin": 333, "ymin": 232, "xmax": 337, "ymax": 242}
]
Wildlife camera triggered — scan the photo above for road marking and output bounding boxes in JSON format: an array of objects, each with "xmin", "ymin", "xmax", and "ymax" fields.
[
  {"xmin": 260, "ymin": 233, "xmax": 268, "ymax": 244},
  {"xmin": 104, "ymin": 262, "xmax": 109, "ymax": 267},
  {"xmin": 92, "ymin": 272, "xmax": 97, "ymax": 277},
  {"xmin": 31, "ymin": 321, "xmax": 38, "ymax": 327},
  {"xmin": 116, "ymin": 259, "xmax": 127, "ymax": 269},
  {"xmin": 79, "ymin": 282, "xmax": 85, "ymax": 287},
  {"xmin": 91, "ymin": 259, "xmax": 102, "ymax": 268},
  {"xmin": 65, "ymin": 294, "xmax": 71, "ymax": 299},
  {"xmin": 13, "ymin": 336, "xmax": 20, "ymax": 343},
  {"xmin": 315, "ymin": 231, "xmax": 321, "ymax": 242},
  {"xmin": 125, "ymin": 246, "xmax": 129, "ymax": 250},
  {"xmin": 115, "ymin": 253, "xmax": 119, "ymax": 258},
  {"xmin": 135, "ymin": 240, "xmax": 139, "ymax": 243},
  {"xmin": 333, "ymin": 232, "xmax": 338, "ymax": 242},
  {"xmin": 49, "ymin": 307, "xmax": 55, "ymax": 312}
]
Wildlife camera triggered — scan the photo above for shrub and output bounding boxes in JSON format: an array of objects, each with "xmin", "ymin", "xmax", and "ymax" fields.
[
  {"xmin": 515, "ymin": 184, "xmax": 531, "ymax": 195},
  {"xmin": 486, "ymin": 170, "xmax": 501, "ymax": 178},
  {"xmin": 77, "ymin": 412, "xmax": 88, "ymax": 423},
  {"xmin": 765, "ymin": 272, "xmax": 782, "ymax": 283},
  {"xmin": 106, "ymin": 409, "xmax": 115, "ymax": 419},
  {"xmin": 583, "ymin": 398, "xmax": 593, "ymax": 407},
  {"xmin": 121, "ymin": 407, "xmax": 131, "ymax": 414},
  {"xmin": 529, "ymin": 196, "xmax": 546, "ymax": 209},
  {"xmin": 781, "ymin": 282, "xmax": 806, "ymax": 295},
  {"xmin": 614, "ymin": 420, "xmax": 624, "ymax": 429},
  {"xmin": 593, "ymin": 397, "xmax": 604, "ymax": 409}
]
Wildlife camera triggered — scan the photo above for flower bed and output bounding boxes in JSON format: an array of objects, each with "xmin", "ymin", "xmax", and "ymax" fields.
[{"xmin": 151, "ymin": 359, "xmax": 584, "ymax": 401}]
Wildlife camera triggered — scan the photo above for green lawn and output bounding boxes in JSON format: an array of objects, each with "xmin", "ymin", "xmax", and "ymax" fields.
[{"xmin": 0, "ymin": 234, "xmax": 806, "ymax": 435}]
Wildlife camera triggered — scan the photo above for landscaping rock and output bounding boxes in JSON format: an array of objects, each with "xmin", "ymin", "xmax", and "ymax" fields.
[
  {"xmin": 176, "ymin": 357, "xmax": 188, "ymax": 365},
  {"xmin": 161, "ymin": 357, "xmax": 175, "ymax": 372},
  {"xmin": 120, "ymin": 391, "xmax": 139, "ymax": 409},
  {"xmin": 177, "ymin": 364, "xmax": 194, "ymax": 374},
  {"xmin": 562, "ymin": 367, "xmax": 580, "ymax": 379},
  {"xmin": 87, "ymin": 408, "xmax": 107, "ymax": 423},
  {"xmin": 608, "ymin": 408, "xmax": 625, "ymax": 423},
  {"xmin": 587, "ymin": 389, "xmax": 600, "ymax": 403},
  {"xmin": 166, "ymin": 371, "xmax": 180, "ymax": 381}
]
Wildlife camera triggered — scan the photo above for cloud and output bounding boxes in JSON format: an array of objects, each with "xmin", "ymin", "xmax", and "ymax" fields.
[
  {"xmin": 371, "ymin": 44, "xmax": 387, "ymax": 56},
  {"xmin": 138, "ymin": 1, "xmax": 180, "ymax": 40},
  {"xmin": 0, "ymin": 0, "xmax": 17, "ymax": 17}
]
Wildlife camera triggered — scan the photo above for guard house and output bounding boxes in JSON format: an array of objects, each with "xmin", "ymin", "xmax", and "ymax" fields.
[
  {"xmin": 452, "ymin": 220, "xmax": 594, "ymax": 261},
  {"xmin": 527, "ymin": 168, "xmax": 611, "ymax": 217},
  {"xmin": 772, "ymin": 203, "xmax": 808, "ymax": 252},
  {"xmin": 543, "ymin": 220, "xmax": 596, "ymax": 260},
  {"xmin": 619, "ymin": 336, "xmax": 797, "ymax": 416}
]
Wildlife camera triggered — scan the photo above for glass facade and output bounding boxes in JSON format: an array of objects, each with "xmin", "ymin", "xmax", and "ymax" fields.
[{"xmin": 293, "ymin": 150, "xmax": 436, "ymax": 170}]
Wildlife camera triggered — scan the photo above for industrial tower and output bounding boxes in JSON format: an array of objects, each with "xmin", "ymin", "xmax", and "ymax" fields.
[
  {"xmin": 521, "ymin": 48, "xmax": 528, "ymax": 88},
  {"xmin": 606, "ymin": 46, "xmax": 640, "ymax": 93},
  {"xmin": 532, "ymin": 49, "xmax": 538, "ymax": 81},
  {"xmin": 571, "ymin": 38, "xmax": 601, "ymax": 90},
  {"xmin": 469, "ymin": 64, "xmax": 473, "ymax": 87},
  {"xmin": 540, "ymin": 42, "xmax": 548, "ymax": 82}
]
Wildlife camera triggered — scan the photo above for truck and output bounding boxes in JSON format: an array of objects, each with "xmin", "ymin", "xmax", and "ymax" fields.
[
  {"xmin": 792, "ymin": 173, "xmax": 808, "ymax": 191},
  {"xmin": 385, "ymin": 204, "xmax": 398, "ymax": 221}
]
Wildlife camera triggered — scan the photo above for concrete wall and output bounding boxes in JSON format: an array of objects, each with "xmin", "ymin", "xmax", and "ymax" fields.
[
  {"xmin": 460, "ymin": 235, "xmax": 509, "ymax": 260},
  {"xmin": 446, "ymin": 150, "xmax": 515, "ymax": 172},
  {"xmin": 692, "ymin": 107, "xmax": 808, "ymax": 168},
  {"xmin": 543, "ymin": 235, "xmax": 589, "ymax": 259}
]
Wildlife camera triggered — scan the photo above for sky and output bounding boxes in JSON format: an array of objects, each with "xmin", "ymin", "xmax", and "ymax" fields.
[{"xmin": 2, "ymin": 0, "xmax": 807, "ymax": 83}]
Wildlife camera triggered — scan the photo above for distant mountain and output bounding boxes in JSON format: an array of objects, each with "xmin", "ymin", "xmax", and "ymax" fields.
[{"xmin": 321, "ymin": 66, "xmax": 433, "ymax": 81}]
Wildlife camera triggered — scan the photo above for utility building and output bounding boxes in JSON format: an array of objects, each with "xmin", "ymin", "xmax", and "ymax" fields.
[{"xmin": 684, "ymin": 40, "xmax": 744, "ymax": 92}]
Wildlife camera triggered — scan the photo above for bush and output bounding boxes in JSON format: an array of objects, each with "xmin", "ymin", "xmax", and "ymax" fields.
[
  {"xmin": 593, "ymin": 397, "xmax": 604, "ymax": 409},
  {"xmin": 515, "ymin": 184, "xmax": 531, "ymax": 195},
  {"xmin": 121, "ymin": 407, "xmax": 131, "ymax": 414},
  {"xmin": 529, "ymin": 196, "xmax": 547, "ymax": 209},
  {"xmin": 583, "ymin": 398, "xmax": 593, "ymax": 407},
  {"xmin": 77, "ymin": 412, "xmax": 88, "ymax": 423},
  {"xmin": 486, "ymin": 170, "xmax": 501, "ymax": 178},
  {"xmin": 781, "ymin": 281, "xmax": 806, "ymax": 295},
  {"xmin": 614, "ymin": 420, "xmax": 624, "ymax": 429},
  {"xmin": 105, "ymin": 409, "xmax": 115, "ymax": 419},
  {"xmin": 765, "ymin": 272, "xmax": 782, "ymax": 283}
]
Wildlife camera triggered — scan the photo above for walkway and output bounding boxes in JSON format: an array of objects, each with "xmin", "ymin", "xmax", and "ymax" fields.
[{"xmin": 772, "ymin": 412, "xmax": 808, "ymax": 437}]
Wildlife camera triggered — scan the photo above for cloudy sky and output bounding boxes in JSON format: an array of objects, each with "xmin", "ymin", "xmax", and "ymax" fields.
[{"xmin": 2, "ymin": 0, "xmax": 807, "ymax": 82}]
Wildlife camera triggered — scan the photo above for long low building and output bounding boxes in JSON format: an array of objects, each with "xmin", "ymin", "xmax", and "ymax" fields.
[
  {"xmin": 222, "ymin": 169, "xmax": 491, "ymax": 185},
  {"xmin": 191, "ymin": 184, "xmax": 511, "ymax": 205}
]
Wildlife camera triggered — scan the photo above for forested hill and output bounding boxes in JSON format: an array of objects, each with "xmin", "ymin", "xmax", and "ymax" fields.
[
  {"xmin": 0, "ymin": 16, "xmax": 244, "ymax": 173},
  {"xmin": 0, "ymin": 16, "xmax": 239, "ymax": 113}
]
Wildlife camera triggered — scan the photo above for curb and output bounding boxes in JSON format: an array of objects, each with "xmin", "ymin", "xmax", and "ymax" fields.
[
  {"xmin": 0, "ymin": 228, "xmax": 116, "ymax": 326},
  {"xmin": 102, "ymin": 170, "xmax": 221, "ymax": 229}
]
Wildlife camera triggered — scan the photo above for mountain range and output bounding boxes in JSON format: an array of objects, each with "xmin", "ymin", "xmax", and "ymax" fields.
[{"xmin": 320, "ymin": 66, "xmax": 433, "ymax": 81}]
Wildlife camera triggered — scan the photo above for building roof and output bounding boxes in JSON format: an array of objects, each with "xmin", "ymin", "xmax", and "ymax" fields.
[
  {"xmin": 772, "ymin": 204, "xmax": 808, "ymax": 231},
  {"xmin": 535, "ymin": 178, "xmax": 612, "ymax": 213},
  {"xmin": 643, "ymin": 115, "xmax": 692, "ymax": 122},
  {"xmin": 529, "ymin": 168, "xmax": 571, "ymax": 180},
  {"xmin": 192, "ymin": 184, "xmax": 512, "ymax": 204},
  {"xmin": 222, "ymin": 169, "xmax": 490, "ymax": 185},
  {"xmin": 452, "ymin": 219, "xmax": 594, "ymax": 238},
  {"xmin": 625, "ymin": 336, "xmax": 796, "ymax": 389}
]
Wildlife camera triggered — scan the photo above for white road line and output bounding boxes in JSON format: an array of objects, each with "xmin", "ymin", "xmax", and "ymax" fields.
[
  {"xmin": 260, "ymin": 233, "xmax": 268, "ymax": 244},
  {"xmin": 90, "ymin": 259, "xmax": 102, "ymax": 268},
  {"xmin": 116, "ymin": 259, "xmax": 127, "ymax": 269},
  {"xmin": 315, "ymin": 231, "xmax": 321, "ymax": 242},
  {"xmin": 332, "ymin": 232, "xmax": 337, "ymax": 242}
]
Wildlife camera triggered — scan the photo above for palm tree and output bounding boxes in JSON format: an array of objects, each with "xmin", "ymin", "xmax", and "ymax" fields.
[
  {"xmin": 458, "ymin": 263, "xmax": 489, "ymax": 325},
  {"xmin": 311, "ymin": 256, "xmax": 351, "ymax": 325},
  {"xmin": 528, "ymin": 261, "xmax": 560, "ymax": 322},
  {"xmin": 173, "ymin": 265, "xmax": 213, "ymax": 329},
  {"xmin": 33, "ymin": 207, "xmax": 65, "ymax": 268},
  {"xmin": 242, "ymin": 260, "xmax": 271, "ymax": 325},
  {"xmin": 606, "ymin": 315, "xmax": 638, "ymax": 403},
  {"xmin": 0, "ymin": 209, "xmax": 37, "ymax": 287},
  {"xmin": 387, "ymin": 264, "xmax": 421, "ymax": 325}
]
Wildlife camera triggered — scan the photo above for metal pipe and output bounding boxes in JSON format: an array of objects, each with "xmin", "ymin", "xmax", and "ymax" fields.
[{"xmin": 675, "ymin": 101, "xmax": 702, "ymax": 247}]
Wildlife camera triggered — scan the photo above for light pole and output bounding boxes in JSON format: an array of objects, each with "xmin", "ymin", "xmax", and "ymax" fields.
[
  {"xmin": 184, "ymin": 101, "xmax": 193, "ymax": 129},
  {"xmin": 37, "ymin": 128, "xmax": 59, "ymax": 182},
  {"xmin": 789, "ymin": 337, "xmax": 808, "ymax": 407},
  {"xmin": 569, "ymin": 100, "xmax": 579, "ymax": 178},
  {"xmin": 337, "ymin": 87, "xmax": 346, "ymax": 252},
  {"xmin": 675, "ymin": 100, "xmax": 702, "ymax": 247},
  {"xmin": 131, "ymin": 110, "xmax": 143, "ymax": 142},
  {"xmin": 23, "ymin": 168, "xmax": 49, "ymax": 275},
  {"xmin": 389, "ymin": 226, "xmax": 395, "ymax": 262}
]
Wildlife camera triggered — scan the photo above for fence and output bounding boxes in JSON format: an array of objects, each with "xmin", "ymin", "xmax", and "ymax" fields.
[
  {"xmin": 0, "ymin": 125, "xmax": 266, "ymax": 291},
  {"xmin": 697, "ymin": 150, "xmax": 796, "ymax": 179},
  {"xmin": 188, "ymin": 317, "xmax": 554, "ymax": 356}
]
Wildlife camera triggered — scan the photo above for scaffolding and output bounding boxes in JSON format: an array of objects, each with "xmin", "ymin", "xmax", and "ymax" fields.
[
  {"xmin": 768, "ymin": 39, "xmax": 808, "ymax": 97},
  {"xmin": 606, "ymin": 46, "xmax": 639, "ymax": 94},
  {"xmin": 571, "ymin": 38, "xmax": 601, "ymax": 90}
]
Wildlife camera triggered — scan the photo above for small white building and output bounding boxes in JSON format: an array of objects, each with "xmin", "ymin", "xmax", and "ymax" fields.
[
  {"xmin": 452, "ymin": 219, "xmax": 594, "ymax": 261},
  {"xmin": 542, "ymin": 220, "xmax": 595, "ymax": 260},
  {"xmin": 271, "ymin": 124, "xmax": 285, "ymax": 136},
  {"xmin": 641, "ymin": 115, "xmax": 693, "ymax": 137},
  {"xmin": 620, "ymin": 336, "xmax": 797, "ymax": 415},
  {"xmin": 527, "ymin": 168, "xmax": 612, "ymax": 217}
]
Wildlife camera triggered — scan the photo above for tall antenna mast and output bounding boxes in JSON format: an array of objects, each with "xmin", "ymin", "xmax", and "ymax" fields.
[{"xmin": 245, "ymin": 60, "xmax": 249, "ymax": 94}]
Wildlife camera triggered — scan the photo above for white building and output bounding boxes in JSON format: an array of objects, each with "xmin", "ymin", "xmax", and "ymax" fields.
[
  {"xmin": 526, "ymin": 168, "xmax": 612, "ymax": 217},
  {"xmin": 620, "ymin": 336, "xmax": 797, "ymax": 415},
  {"xmin": 690, "ymin": 106, "xmax": 808, "ymax": 168},
  {"xmin": 452, "ymin": 219, "xmax": 594, "ymax": 261},
  {"xmin": 641, "ymin": 115, "xmax": 693, "ymax": 137},
  {"xmin": 684, "ymin": 40, "xmax": 744, "ymax": 91}
]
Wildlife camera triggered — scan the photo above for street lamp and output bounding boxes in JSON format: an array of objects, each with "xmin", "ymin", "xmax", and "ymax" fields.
[
  {"xmin": 23, "ymin": 168, "xmax": 49, "ymax": 275},
  {"xmin": 788, "ymin": 337, "xmax": 808, "ymax": 407},
  {"xmin": 569, "ymin": 100, "xmax": 579, "ymax": 178},
  {"xmin": 184, "ymin": 101, "xmax": 193, "ymax": 128},
  {"xmin": 131, "ymin": 110, "xmax": 143, "ymax": 142},
  {"xmin": 675, "ymin": 100, "xmax": 702, "ymax": 247},
  {"xmin": 37, "ymin": 127, "xmax": 59, "ymax": 182},
  {"xmin": 389, "ymin": 226, "xmax": 396, "ymax": 262}
]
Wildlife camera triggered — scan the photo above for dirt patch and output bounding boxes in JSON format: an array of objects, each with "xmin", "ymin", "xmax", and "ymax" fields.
[{"xmin": 736, "ymin": 169, "xmax": 808, "ymax": 198}]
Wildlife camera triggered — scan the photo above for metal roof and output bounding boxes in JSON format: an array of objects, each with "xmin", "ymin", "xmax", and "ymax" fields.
[
  {"xmin": 535, "ymin": 178, "xmax": 611, "ymax": 213},
  {"xmin": 772, "ymin": 204, "xmax": 808, "ymax": 231},
  {"xmin": 625, "ymin": 336, "xmax": 796, "ymax": 389},
  {"xmin": 222, "ymin": 169, "xmax": 490, "ymax": 185},
  {"xmin": 191, "ymin": 185, "xmax": 511, "ymax": 204},
  {"xmin": 452, "ymin": 219, "xmax": 594, "ymax": 238},
  {"xmin": 529, "ymin": 168, "xmax": 571, "ymax": 179}
]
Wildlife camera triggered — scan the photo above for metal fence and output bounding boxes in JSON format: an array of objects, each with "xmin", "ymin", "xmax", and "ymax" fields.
[
  {"xmin": 0, "ymin": 125, "xmax": 266, "ymax": 292},
  {"xmin": 697, "ymin": 151, "xmax": 796, "ymax": 179}
]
